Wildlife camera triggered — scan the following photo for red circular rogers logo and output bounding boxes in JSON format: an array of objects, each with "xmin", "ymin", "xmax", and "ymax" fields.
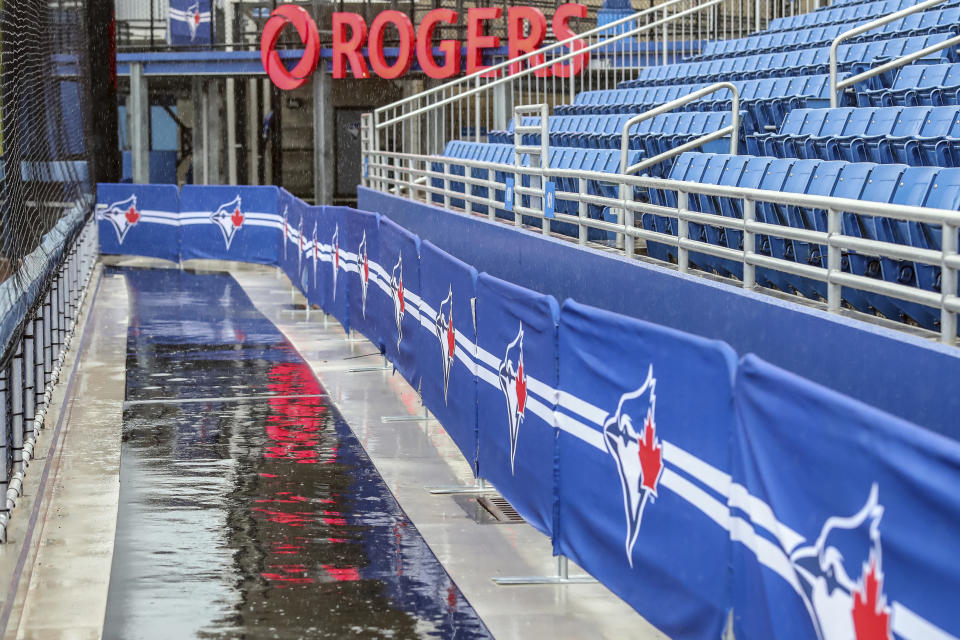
[{"xmin": 260, "ymin": 4, "xmax": 321, "ymax": 90}]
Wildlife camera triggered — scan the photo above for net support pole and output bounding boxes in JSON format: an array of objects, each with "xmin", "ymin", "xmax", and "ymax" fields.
[{"xmin": 129, "ymin": 62, "xmax": 150, "ymax": 184}]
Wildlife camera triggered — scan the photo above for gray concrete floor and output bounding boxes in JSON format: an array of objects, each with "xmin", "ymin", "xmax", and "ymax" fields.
[{"xmin": 1, "ymin": 258, "xmax": 666, "ymax": 639}]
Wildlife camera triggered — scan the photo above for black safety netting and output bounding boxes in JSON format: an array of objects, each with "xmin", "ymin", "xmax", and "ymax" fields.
[{"xmin": 0, "ymin": 0, "xmax": 117, "ymax": 361}]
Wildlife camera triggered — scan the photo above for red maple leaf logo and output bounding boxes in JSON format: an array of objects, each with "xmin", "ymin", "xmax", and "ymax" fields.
[
  {"xmin": 363, "ymin": 254, "xmax": 369, "ymax": 282},
  {"xmin": 446, "ymin": 314, "xmax": 455, "ymax": 359},
  {"xmin": 397, "ymin": 278, "xmax": 404, "ymax": 314},
  {"xmin": 194, "ymin": 10, "xmax": 201, "ymax": 25},
  {"xmin": 515, "ymin": 359, "xmax": 527, "ymax": 416},
  {"xmin": 231, "ymin": 207, "xmax": 244, "ymax": 227},
  {"xmin": 852, "ymin": 556, "xmax": 891, "ymax": 640},
  {"xmin": 125, "ymin": 206, "xmax": 139, "ymax": 224},
  {"xmin": 638, "ymin": 414, "xmax": 663, "ymax": 495},
  {"xmin": 334, "ymin": 243, "xmax": 339, "ymax": 269}
]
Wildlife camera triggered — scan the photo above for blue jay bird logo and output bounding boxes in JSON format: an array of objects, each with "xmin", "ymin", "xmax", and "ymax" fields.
[
  {"xmin": 188, "ymin": 2, "xmax": 201, "ymax": 40},
  {"xmin": 390, "ymin": 255, "xmax": 404, "ymax": 348},
  {"xmin": 357, "ymin": 231, "xmax": 369, "ymax": 318},
  {"xmin": 312, "ymin": 221, "xmax": 319, "ymax": 285},
  {"xmin": 298, "ymin": 217, "xmax": 304, "ymax": 272},
  {"xmin": 331, "ymin": 224, "xmax": 340, "ymax": 300},
  {"xmin": 210, "ymin": 195, "xmax": 244, "ymax": 250},
  {"xmin": 434, "ymin": 286, "xmax": 455, "ymax": 404},
  {"xmin": 498, "ymin": 324, "xmax": 527, "ymax": 474},
  {"xmin": 99, "ymin": 195, "xmax": 140, "ymax": 244},
  {"xmin": 788, "ymin": 484, "xmax": 891, "ymax": 640},
  {"xmin": 282, "ymin": 206, "xmax": 289, "ymax": 259},
  {"xmin": 603, "ymin": 365, "xmax": 663, "ymax": 567}
]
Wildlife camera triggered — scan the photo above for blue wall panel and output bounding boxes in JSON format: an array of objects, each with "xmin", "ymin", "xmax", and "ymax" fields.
[
  {"xmin": 476, "ymin": 274, "xmax": 559, "ymax": 537},
  {"xmin": 556, "ymin": 300, "xmax": 736, "ymax": 640},
  {"xmin": 418, "ymin": 241, "xmax": 479, "ymax": 470},
  {"xmin": 180, "ymin": 185, "xmax": 280, "ymax": 265},
  {"xmin": 375, "ymin": 218, "xmax": 422, "ymax": 389},
  {"xmin": 97, "ymin": 183, "xmax": 180, "ymax": 262}
]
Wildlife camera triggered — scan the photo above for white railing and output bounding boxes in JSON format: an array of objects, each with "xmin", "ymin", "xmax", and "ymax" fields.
[
  {"xmin": 364, "ymin": 0, "xmax": 827, "ymax": 184},
  {"xmin": 365, "ymin": 149, "xmax": 960, "ymax": 345}
]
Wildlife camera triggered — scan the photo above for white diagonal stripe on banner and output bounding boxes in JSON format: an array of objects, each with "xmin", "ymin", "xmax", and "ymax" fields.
[
  {"xmin": 557, "ymin": 391, "xmax": 607, "ymax": 427},
  {"xmin": 139, "ymin": 218, "xmax": 180, "ymax": 227},
  {"xmin": 555, "ymin": 412, "xmax": 604, "ymax": 450},
  {"xmin": 475, "ymin": 344, "xmax": 500, "ymax": 370},
  {"xmin": 526, "ymin": 396, "xmax": 555, "ymax": 426},
  {"xmin": 477, "ymin": 364, "xmax": 499, "ymax": 388}
]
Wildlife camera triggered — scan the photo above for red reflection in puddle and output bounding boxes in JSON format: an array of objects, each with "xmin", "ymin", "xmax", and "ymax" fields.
[{"xmin": 322, "ymin": 565, "xmax": 360, "ymax": 582}]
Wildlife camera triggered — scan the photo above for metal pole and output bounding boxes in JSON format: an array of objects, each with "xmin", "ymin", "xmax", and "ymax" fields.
[
  {"xmin": 827, "ymin": 208, "xmax": 842, "ymax": 312},
  {"xmin": 678, "ymin": 190, "xmax": 689, "ymax": 273},
  {"xmin": 940, "ymin": 223, "xmax": 957, "ymax": 343},
  {"xmin": 743, "ymin": 198, "xmax": 756, "ymax": 289}
]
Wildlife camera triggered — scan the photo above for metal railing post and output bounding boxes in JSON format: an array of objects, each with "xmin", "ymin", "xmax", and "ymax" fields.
[
  {"xmin": 829, "ymin": 0, "xmax": 951, "ymax": 107},
  {"xmin": 539, "ymin": 103, "xmax": 550, "ymax": 237},
  {"xmin": 941, "ymin": 223, "xmax": 957, "ymax": 343},
  {"xmin": 743, "ymin": 198, "xmax": 756, "ymax": 289},
  {"xmin": 11, "ymin": 342, "xmax": 23, "ymax": 474},
  {"xmin": 578, "ymin": 178, "xmax": 588, "ymax": 246},
  {"xmin": 443, "ymin": 161, "xmax": 451, "ymax": 210},
  {"xmin": 827, "ymin": 208, "xmax": 842, "ymax": 312},
  {"xmin": 620, "ymin": 82, "xmax": 740, "ymax": 177},
  {"xmin": 678, "ymin": 190, "xmax": 690, "ymax": 274}
]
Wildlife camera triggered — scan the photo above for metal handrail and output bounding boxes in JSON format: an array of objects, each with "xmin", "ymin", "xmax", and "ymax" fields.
[
  {"xmin": 512, "ymin": 104, "xmax": 550, "ymax": 232},
  {"xmin": 374, "ymin": 0, "xmax": 703, "ymax": 120},
  {"xmin": 374, "ymin": 0, "xmax": 725, "ymax": 129},
  {"xmin": 367, "ymin": 146, "xmax": 960, "ymax": 343},
  {"xmin": 618, "ymin": 82, "xmax": 740, "ymax": 176},
  {"xmin": 828, "ymin": 0, "xmax": 951, "ymax": 107}
]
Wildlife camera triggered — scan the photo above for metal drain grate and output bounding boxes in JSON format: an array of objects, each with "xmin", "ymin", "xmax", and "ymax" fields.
[{"xmin": 478, "ymin": 495, "xmax": 525, "ymax": 524}]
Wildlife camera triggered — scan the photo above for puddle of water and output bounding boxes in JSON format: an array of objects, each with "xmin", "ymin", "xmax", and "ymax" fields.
[{"xmin": 104, "ymin": 268, "xmax": 491, "ymax": 639}]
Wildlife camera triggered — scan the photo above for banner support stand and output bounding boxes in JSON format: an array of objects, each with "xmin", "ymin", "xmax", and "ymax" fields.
[
  {"xmin": 381, "ymin": 406, "xmax": 431, "ymax": 423},
  {"xmin": 492, "ymin": 555, "xmax": 596, "ymax": 585},
  {"xmin": 349, "ymin": 355, "xmax": 392, "ymax": 373},
  {"xmin": 425, "ymin": 477, "xmax": 497, "ymax": 495}
]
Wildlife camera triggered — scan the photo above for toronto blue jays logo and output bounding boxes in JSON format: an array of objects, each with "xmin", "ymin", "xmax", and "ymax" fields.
[
  {"xmin": 498, "ymin": 324, "xmax": 527, "ymax": 474},
  {"xmin": 788, "ymin": 484, "xmax": 892, "ymax": 640},
  {"xmin": 331, "ymin": 224, "xmax": 340, "ymax": 300},
  {"xmin": 312, "ymin": 220, "xmax": 319, "ymax": 284},
  {"xmin": 99, "ymin": 195, "xmax": 140, "ymax": 244},
  {"xmin": 210, "ymin": 195, "xmax": 244, "ymax": 250},
  {"xmin": 390, "ymin": 255, "xmax": 404, "ymax": 348},
  {"xmin": 357, "ymin": 231, "xmax": 369, "ymax": 318},
  {"xmin": 188, "ymin": 2, "xmax": 201, "ymax": 39},
  {"xmin": 434, "ymin": 286, "xmax": 455, "ymax": 403},
  {"xmin": 603, "ymin": 365, "xmax": 663, "ymax": 566},
  {"xmin": 298, "ymin": 217, "xmax": 304, "ymax": 272},
  {"xmin": 282, "ymin": 206, "xmax": 289, "ymax": 259}
]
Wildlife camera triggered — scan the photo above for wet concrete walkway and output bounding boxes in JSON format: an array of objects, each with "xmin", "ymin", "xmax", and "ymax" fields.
[{"xmin": 103, "ymin": 268, "xmax": 490, "ymax": 639}]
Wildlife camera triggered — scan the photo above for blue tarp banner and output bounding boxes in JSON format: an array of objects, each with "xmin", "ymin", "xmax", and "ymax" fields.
[
  {"xmin": 731, "ymin": 354, "xmax": 960, "ymax": 640},
  {"xmin": 419, "ymin": 241, "xmax": 479, "ymax": 470},
  {"xmin": 375, "ymin": 218, "xmax": 422, "ymax": 389},
  {"xmin": 97, "ymin": 183, "xmax": 180, "ymax": 262},
  {"xmin": 344, "ymin": 209, "xmax": 382, "ymax": 349},
  {"xmin": 180, "ymin": 185, "xmax": 281, "ymax": 265},
  {"xmin": 476, "ymin": 274, "xmax": 559, "ymax": 537},
  {"xmin": 555, "ymin": 300, "xmax": 737, "ymax": 640},
  {"xmin": 317, "ymin": 206, "xmax": 350, "ymax": 330},
  {"xmin": 168, "ymin": 0, "xmax": 211, "ymax": 45}
]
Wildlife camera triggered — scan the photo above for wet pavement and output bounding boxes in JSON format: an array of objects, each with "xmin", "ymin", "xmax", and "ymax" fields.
[{"xmin": 103, "ymin": 268, "xmax": 491, "ymax": 639}]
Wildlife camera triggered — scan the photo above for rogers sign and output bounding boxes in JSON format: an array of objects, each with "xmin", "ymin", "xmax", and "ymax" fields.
[{"xmin": 260, "ymin": 3, "xmax": 589, "ymax": 89}]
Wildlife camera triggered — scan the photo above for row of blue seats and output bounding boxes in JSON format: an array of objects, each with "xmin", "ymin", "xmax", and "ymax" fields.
[
  {"xmin": 573, "ymin": 73, "xmax": 837, "ymax": 113},
  {"xmin": 696, "ymin": 6, "xmax": 960, "ymax": 61},
  {"xmin": 765, "ymin": 0, "xmax": 956, "ymax": 32},
  {"xmin": 434, "ymin": 141, "xmax": 635, "ymax": 239},
  {"xmin": 622, "ymin": 33, "xmax": 956, "ymax": 87},
  {"xmin": 486, "ymin": 112, "xmax": 739, "ymax": 175},
  {"xmin": 746, "ymin": 105, "xmax": 960, "ymax": 166},
  {"xmin": 858, "ymin": 62, "xmax": 960, "ymax": 106},
  {"xmin": 559, "ymin": 74, "xmax": 842, "ymax": 131},
  {"xmin": 646, "ymin": 152, "xmax": 958, "ymax": 328}
]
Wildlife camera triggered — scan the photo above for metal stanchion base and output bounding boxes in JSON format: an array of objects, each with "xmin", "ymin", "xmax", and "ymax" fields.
[
  {"xmin": 492, "ymin": 556, "xmax": 597, "ymax": 585},
  {"xmin": 381, "ymin": 407, "xmax": 431, "ymax": 423},
  {"xmin": 348, "ymin": 365, "xmax": 392, "ymax": 373},
  {"xmin": 425, "ymin": 478, "xmax": 496, "ymax": 495}
]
